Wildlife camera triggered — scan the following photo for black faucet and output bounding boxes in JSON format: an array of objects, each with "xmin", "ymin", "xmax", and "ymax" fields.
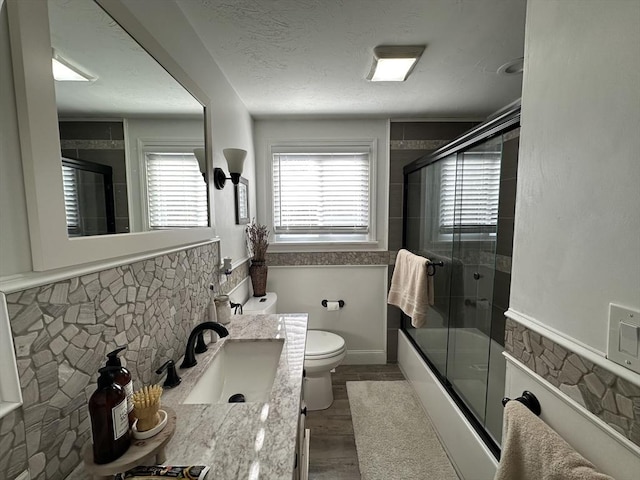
[{"xmin": 180, "ymin": 321, "xmax": 229, "ymax": 368}]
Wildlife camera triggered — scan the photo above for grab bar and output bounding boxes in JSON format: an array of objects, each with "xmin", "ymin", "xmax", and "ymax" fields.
[{"xmin": 502, "ymin": 390, "xmax": 541, "ymax": 416}]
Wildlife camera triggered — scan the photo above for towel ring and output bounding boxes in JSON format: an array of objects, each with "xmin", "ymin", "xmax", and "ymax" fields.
[
  {"xmin": 502, "ymin": 391, "xmax": 541, "ymax": 416},
  {"xmin": 426, "ymin": 261, "xmax": 444, "ymax": 277}
]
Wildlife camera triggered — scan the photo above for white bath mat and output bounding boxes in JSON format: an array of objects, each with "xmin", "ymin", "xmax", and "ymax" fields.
[{"xmin": 347, "ymin": 380, "xmax": 459, "ymax": 480}]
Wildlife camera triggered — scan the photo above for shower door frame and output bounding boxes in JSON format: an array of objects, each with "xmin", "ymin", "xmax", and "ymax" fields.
[{"xmin": 400, "ymin": 105, "xmax": 521, "ymax": 459}]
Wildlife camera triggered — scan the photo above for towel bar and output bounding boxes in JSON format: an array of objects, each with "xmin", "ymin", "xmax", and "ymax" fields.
[
  {"xmin": 502, "ymin": 390, "xmax": 541, "ymax": 416},
  {"xmin": 426, "ymin": 260, "xmax": 444, "ymax": 277}
]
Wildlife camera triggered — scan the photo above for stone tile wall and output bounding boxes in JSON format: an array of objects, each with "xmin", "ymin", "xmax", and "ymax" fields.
[
  {"xmin": 0, "ymin": 408, "xmax": 27, "ymax": 478},
  {"xmin": 505, "ymin": 318, "xmax": 640, "ymax": 447},
  {"xmin": 0, "ymin": 241, "xmax": 219, "ymax": 480}
]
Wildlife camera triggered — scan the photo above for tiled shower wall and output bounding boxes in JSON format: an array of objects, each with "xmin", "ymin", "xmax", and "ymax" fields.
[
  {"xmin": 59, "ymin": 121, "xmax": 130, "ymax": 234},
  {"xmin": 387, "ymin": 121, "xmax": 478, "ymax": 361},
  {"xmin": 0, "ymin": 241, "xmax": 220, "ymax": 480}
]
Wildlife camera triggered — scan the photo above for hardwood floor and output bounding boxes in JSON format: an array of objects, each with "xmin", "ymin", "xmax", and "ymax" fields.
[{"xmin": 306, "ymin": 364, "xmax": 405, "ymax": 480}]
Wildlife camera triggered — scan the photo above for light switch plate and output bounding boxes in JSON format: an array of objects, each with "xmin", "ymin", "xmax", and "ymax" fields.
[{"xmin": 607, "ymin": 303, "xmax": 640, "ymax": 374}]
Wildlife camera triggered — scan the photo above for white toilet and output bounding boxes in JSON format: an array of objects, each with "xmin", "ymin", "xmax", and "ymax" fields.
[
  {"xmin": 303, "ymin": 329, "xmax": 346, "ymax": 410},
  {"xmin": 243, "ymin": 291, "xmax": 278, "ymax": 315},
  {"xmin": 242, "ymin": 292, "xmax": 347, "ymax": 411}
]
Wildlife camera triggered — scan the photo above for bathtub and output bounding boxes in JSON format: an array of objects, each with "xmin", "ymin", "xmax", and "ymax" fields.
[
  {"xmin": 408, "ymin": 327, "xmax": 505, "ymax": 440},
  {"xmin": 398, "ymin": 328, "xmax": 503, "ymax": 480}
]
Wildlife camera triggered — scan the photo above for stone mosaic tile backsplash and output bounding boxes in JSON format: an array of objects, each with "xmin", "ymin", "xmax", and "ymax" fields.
[
  {"xmin": 266, "ymin": 251, "xmax": 391, "ymax": 266},
  {"xmin": 1, "ymin": 242, "xmax": 219, "ymax": 480},
  {"xmin": 505, "ymin": 318, "xmax": 640, "ymax": 447}
]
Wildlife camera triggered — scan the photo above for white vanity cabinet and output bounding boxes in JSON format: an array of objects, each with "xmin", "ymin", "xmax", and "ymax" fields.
[{"xmin": 294, "ymin": 398, "xmax": 310, "ymax": 479}]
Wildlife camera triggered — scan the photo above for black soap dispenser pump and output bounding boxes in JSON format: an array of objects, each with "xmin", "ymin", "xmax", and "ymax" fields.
[
  {"xmin": 89, "ymin": 366, "xmax": 131, "ymax": 464},
  {"xmin": 106, "ymin": 346, "xmax": 135, "ymax": 426}
]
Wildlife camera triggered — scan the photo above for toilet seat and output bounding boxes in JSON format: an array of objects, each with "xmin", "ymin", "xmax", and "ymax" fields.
[{"xmin": 305, "ymin": 330, "xmax": 345, "ymax": 359}]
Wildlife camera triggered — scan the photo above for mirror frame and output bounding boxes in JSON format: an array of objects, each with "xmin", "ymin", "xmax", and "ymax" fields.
[{"xmin": 7, "ymin": 0, "xmax": 215, "ymax": 271}]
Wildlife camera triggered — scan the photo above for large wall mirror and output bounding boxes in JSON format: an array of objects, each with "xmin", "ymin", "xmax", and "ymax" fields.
[
  {"xmin": 7, "ymin": 0, "xmax": 215, "ymax": 271},
  {"xmin": 49, "ymin": 0, "xmax": 207, "ymax": 237}
]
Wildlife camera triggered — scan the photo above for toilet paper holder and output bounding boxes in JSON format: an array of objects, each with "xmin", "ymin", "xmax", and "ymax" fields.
[{"xmin": 321, "ymin": 299, "xmax": 345, "ymax": 308}]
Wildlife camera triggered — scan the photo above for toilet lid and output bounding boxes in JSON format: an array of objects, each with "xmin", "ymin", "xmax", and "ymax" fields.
[{"xmin": 306, "ymin": 330, "xmax": 345, "ymax": 357}]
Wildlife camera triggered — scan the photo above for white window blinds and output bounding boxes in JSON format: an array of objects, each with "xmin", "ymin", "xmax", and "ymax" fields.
[
  {"xmin": 62, "ymin": 165, "xmax": 80, "ymax": 235},
  {"xmin": 272, "ymin": 149, "xmax": 370, "ymax": 234},
  {"xmin": 145, "ymin": 153, "xmax": 208, "ymax": 229},
  {"xmin": 439, "ymin": 153, "xmax": 501, "ymax": 233}
]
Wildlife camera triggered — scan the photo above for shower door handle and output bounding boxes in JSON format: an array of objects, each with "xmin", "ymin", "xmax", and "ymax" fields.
[{"xmin": 473, "ymin": 272, "xmax": 482, "ymax": 280}]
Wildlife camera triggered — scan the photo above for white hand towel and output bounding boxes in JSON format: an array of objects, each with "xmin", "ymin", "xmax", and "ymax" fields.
[
  {"xmin": 495, "ymin": 401, "xmax": 614, "ymax": 480},
  {"xmin": 387, "ymin": 249, "xmax": 434, "ymax": 328}
]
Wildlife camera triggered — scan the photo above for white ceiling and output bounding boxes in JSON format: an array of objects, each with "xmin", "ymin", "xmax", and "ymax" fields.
[
  {"xmin": 48, "ymin": 0, "xmax": 527, "ymax": 120},
  {"xmin": 177, "ymin": 0, "xmax": 527, "ymax": 119}
]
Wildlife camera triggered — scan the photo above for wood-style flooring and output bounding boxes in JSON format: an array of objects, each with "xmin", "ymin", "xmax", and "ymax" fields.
[{"xmin": 306, "ymin": 364, "xmax": 405, "ymax": 480}]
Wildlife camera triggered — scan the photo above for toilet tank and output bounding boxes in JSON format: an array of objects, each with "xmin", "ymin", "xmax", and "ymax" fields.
[{"xmin": 243, "ymin": 292, "xmax": 278, "ymax": 314}]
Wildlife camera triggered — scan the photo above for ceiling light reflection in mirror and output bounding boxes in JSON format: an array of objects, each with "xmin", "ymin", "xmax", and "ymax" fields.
[{"xmin": 47, "ymin": 0, "xmax": 207, "ymax": 237}]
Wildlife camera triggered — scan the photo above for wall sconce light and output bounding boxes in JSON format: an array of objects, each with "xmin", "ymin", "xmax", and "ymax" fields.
[
  {"xmin": 193, "ymin": 148, "xmax": 206, "ymax": 180},
  {"xmin": 367, "ymin": 45, "xmax": 426, "ymax": 82},
  {"xmin": 214, "ymin": 148, "xmax": 247, "ymax": 190}
]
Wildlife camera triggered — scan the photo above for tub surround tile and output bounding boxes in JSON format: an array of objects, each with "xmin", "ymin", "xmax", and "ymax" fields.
[
  {"xmin": 505, "ymin": 318, "xmax": 640, "ymax": 447},
  {"xmin": 390, "ymin": 122, "xmax": 478, "ymax": 142},
  {"xmin": 390, "ymin": 139, "xmax": 450, "ymax": 150}
]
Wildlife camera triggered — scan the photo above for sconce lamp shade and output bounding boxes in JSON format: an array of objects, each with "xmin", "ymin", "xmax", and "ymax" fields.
[
  {"xmin": 223, "ymin": 148, "xmax": 247, "ymax": 175},
  {"xmin": 215, "ymin": 148, "xmax": 247, "ymax": 189},
  {"xmin": 193, "ymin": 148, "xmax": 206, "ymax": 175}
]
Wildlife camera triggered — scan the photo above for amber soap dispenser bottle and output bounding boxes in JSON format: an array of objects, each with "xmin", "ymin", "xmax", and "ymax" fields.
[
  {"xmin": 106, "ymin": 346, "xmax": 135, "ymax": 426},
  {"xmin": 89, "ymin": 366, "xmax": 131, "ymax": 464}
]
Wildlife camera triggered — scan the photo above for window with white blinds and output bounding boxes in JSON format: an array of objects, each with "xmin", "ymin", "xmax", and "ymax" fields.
[
  {"xmin": 272, "ymin": 146, "xmax": 371, "ymax": 236},
  {"xmin": 145, "ymin": 152, "xmax": 208, "ymax": 229},
  {"xmin": 62, "ymin": 165, "xmax": 80, "ymax": 236},
  {"xmin": 439, "ymin": 153, "xmax": 501, "ymax": 234}
]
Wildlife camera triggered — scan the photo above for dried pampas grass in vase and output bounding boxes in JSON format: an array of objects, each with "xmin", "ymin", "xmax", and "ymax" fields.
[{"xmin": 246, "ymin": 219, "xmax": 270, "ymax": 297}]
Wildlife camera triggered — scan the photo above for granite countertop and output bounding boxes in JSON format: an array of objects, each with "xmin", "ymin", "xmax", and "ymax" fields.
[{"xmin": 161, "ymin": 313, "xmax": 308, "ymax": 479}]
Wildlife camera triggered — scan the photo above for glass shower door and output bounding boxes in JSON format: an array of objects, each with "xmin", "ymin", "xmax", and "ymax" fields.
[
  {"xmin": 446, "ymin": 136, "xmax": 502, "ymax": 425},
  {"xmin": 404, "ymin": 160, "xmax": 454, "ymax": 376}
]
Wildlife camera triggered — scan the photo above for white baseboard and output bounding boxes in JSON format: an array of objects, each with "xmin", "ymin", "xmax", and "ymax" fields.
[{"xmin": 344, "ymin": 349, "xmax": 386, "ymax": 365}]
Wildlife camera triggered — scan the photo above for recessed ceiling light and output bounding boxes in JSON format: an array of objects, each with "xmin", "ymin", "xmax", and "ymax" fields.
[
  {"xmin": 367, "ymin": 45, "xmax": 426, "ymax": 82},
  {"xmin": 51, "ymin": 51, "xmax": 95, "ymax": 82},
  {"xmin": 497, "ymin": 57, "xmax": 524, "ymax": 76}
]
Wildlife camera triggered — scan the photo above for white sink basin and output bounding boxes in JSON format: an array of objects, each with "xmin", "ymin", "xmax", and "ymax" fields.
[{"xmin": 182, "ymin": 339, "xmax": 284, "ymax": 405}]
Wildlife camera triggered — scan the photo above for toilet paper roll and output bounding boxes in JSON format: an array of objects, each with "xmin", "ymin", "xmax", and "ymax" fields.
[{"xmin": 326, "ymin": 301, "xmax": 340, "ymax": 311}]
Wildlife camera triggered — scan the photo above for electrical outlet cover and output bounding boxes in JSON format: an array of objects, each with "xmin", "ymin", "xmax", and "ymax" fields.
[{"xmin": 607, "ymin": 303, "xmax": 640, "ymax": 374}]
